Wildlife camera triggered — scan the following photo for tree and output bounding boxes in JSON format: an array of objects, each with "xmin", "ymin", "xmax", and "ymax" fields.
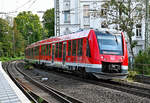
[
  {"xmin": 12, "ymin": 19, "xmax": 25, "ymax": 57},
  {"xmin": 15, "ymin": 11, "xmax": 43, "ymax": 45},
  {"xmin": 42, "ymin": 8, "xmax": 55, "ymax": 37},
  {"xmin": 0, "ymin": 18, "xmax": 13, "ymax": 57},
  {"xmin": 106, "ymin": 0, "xmax": 144, "ymax": 57}
]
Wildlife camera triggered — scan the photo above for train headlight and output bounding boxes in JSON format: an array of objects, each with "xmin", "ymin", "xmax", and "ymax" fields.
[
  {"xmin": 104, "ymin": 58, "xmax": 107, "ymax": 61},
  {"xmin": 101, "ymin": 56, "xmax": 104, "ymax": 59},
  {"xmin": 119, "ymin": 57, "xmax": 124, "ymax": 61}
]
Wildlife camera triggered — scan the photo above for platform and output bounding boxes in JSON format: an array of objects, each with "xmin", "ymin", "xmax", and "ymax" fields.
[{"xmin": 0, "ymin": 61, "xmax": 30, "ymax": 103}]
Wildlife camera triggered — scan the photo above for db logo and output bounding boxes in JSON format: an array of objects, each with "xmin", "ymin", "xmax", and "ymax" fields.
[{"xmin": 110, "ymin": 56, "xmax": 115, "ymax": 60}]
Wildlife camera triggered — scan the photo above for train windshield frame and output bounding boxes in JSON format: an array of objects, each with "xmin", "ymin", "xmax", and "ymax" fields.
[{"xmin": 95, "ymin": 31, "xmax": 123, "ymax": 56}]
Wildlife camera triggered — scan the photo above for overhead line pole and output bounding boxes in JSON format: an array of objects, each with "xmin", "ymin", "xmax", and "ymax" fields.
[
  {"xmin": 55, "ymin": 0, "xmax": 60, "ymax": 36},
  {"xmin": 145, "ymin": 0, "xmax": 149, "ymax": 50}
]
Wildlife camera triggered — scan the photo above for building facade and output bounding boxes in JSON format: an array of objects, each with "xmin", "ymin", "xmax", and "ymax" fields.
[{"xmin": 54, "ymin": 0, "xmax": 145, "ymax": 56}]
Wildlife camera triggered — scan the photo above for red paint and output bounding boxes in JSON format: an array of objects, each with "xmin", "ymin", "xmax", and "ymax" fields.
[{"xmin": 25, "ymin": 29, "xmax": 128, "ymax": 71}]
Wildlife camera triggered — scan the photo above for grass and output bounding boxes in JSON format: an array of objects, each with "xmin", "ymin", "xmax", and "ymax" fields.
[
  {"xmin": 24, "ymin": 63, "xmax": 34, "ymax": 70},
  {"xmin": 0, "ymin": 56, "xmax": 24, "ymax": 62},
  {"xmin": 127, "ymin": 70, "xmax": 137, "ymax": 81}
]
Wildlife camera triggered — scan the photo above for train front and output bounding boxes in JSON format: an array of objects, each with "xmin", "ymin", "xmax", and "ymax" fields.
[{"xmin": 92, "ymin": 31, "xmax": 128, "ymax": 79}]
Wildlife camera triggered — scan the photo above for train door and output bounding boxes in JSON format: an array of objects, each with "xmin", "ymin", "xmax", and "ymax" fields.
[
  {"xmin": 63, "ymin": 42, "xmax": 66, "ymax": 65},
  {"xmin": 52, "ymin": 44, "xmax": 55, "ymax": 63}
]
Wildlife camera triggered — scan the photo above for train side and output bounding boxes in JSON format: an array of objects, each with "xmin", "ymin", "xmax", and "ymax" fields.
[{"xmin": 25, "ymin": 29, "xmax": 128, "ymax": 79}]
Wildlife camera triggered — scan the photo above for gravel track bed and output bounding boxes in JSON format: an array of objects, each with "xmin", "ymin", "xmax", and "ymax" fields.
[
  {"xmin": 19, "ymin": 62, "xmax": 150, "ymax": 103},
  {"xmin": 9, "ymin": 62, "xmax": 61, "ymax": 103}
]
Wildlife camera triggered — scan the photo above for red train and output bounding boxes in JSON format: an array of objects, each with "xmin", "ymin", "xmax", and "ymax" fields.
[{"xmin": 25, "ymin": 29, "xmax": 128, "ymax": 79}]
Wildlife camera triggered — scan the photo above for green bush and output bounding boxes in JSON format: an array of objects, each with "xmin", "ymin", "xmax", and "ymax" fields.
[
  {"xmin": 134, "ymin": 48, "xmax": 150, "ymax": 75},
  {"xmin": 24, "ymin": 64, "xmax": 34, "ymax": 70},
  {"xmin": 127, "ymin": 70, "xmax": 137, "ymax": 80},
  {"xmin": 0, "ymin": 56, "xmax": 24, "ymax": 62}
]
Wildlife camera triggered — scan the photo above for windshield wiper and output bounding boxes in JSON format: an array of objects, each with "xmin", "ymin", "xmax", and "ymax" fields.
[{"xmin": 115, "ymin": 35, "xmax": 118, "ymax": 45}]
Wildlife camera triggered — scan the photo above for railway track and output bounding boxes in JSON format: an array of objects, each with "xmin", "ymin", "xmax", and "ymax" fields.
[
  {"xmin": 26, "ymin": 62, "xmax": 150, "ymax": 99},
  {"xmin": 87, "ymin": 79, "xmax": 150, "ymax": 99},
  {"xmin": 65, "ymin": 73, "xmax": 150, "ymax": 99},
  {"xmin": 7, "ymin": 61, "xmax": 84, "ymax": 103},
  {"xmin": 5, "ymin": 61, "xmax": 150, "ymax": 103},
  {"xmin": 3, "ymin": 62, "xmax": 39, "ymax": 103}
]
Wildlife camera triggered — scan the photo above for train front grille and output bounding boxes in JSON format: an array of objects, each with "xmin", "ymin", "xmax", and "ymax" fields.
[{"xmin": 102, "ymin": 62, "xmax": 121, "ymax": 73}]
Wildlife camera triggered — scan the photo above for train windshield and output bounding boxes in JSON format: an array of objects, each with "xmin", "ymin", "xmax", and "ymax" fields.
[{"xmin": 96, "ymin": 31, "xmax": 123, "ymax": 55}]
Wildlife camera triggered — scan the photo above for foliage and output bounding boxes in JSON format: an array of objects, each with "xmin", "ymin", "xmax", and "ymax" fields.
[
  {"xmin": 106, "ymin": 0, "xmax": 144, "ymax": 57},
  {"xmin": 15, "ymin": 11, "xmax": 43, "ymax": 45},
  {"xmin": 127, "ymin": 70, "xmax": 137, "ymax": 81},
  {"xmin": 0, "ymin": 57, "xmax": 24, "ymax": 62},
  {"xmin": 38, "ymin": 97, "xmax": 44, "ymax": 103},
  {"xmin": 134, "ymin": 48, "xmax": 150, "ymax": 75},
  {"xmin": 0, "ymin": 10, "xmax": 53, "ymax": 60},
  {"xmin": 42, "ymin": 8, "xmax": 55, "ymax": 37},
  {"xmin": 12, "ymin": 19, "xmax": 25, "ymax": 57},
  {"xmin": 0, "ymin": 18, "xmax": 13, "ymax": 57},
  {"xmin": 24, "ymin": 63, "xmax": 34, "ymax": 70}
]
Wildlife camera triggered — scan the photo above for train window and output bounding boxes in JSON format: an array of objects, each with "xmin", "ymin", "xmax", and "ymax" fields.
[
  {"xmin": 41, "ymin": 46, "xmax": 42, "ymax": 56},
  {"xmin": 30, "ymin": 48, "xmax": 31, "ymax": 57},
  {"xmin": 35, "ymin": 47, "xmax": 37, "ymax": 56},
  {"xmin": 41, "ymin": 46, "xmax": 43, "ymax": 56},
  {"xmin": 34, "ymin": 48, "xmax": 35, "ymax": 56},
  {"xmin": 32, "ymin": 48, "xmax": 34, "ymax": 58},
  {"xmin": 35, "ymin": 47, "xmax": 36, "ymax": 56},
  {"xmin": 42, "ymin": 45, "xmax": 46, "ymax": 56},
  {"xmin": 72, "ymin": 40, "xmax": 76, "ymax": 56},
  {"xmin": 28, "ymin": 49, "xmax": 29, "ymax": 57},
  {"xmin": 28, "ymin": 49, "xmax": 29, "ymax": 56},
  {"xmin": 28, "ymin": 49, "xmax": 30, "ymax": 56},
  {"xmin": 68, "ymin": 41, "xmax": 71, "ymax": 56},
  {"xmin": 86, "ymin": 39, "xmax": 91, "ymax": 57},
  {"xmin": 44, "ymin": 45, "xmax": 46, "ymax": 56},
  {"xmin": 77, "ymin": 39, "xmax": 83, "ymax": 56},
  {"xmin": 46, "ymin": 45, "xmax": 49, "ymax": 56},
  {"xmin": 30, "ymin": 49, "xmax": 31, "ymax": 58},
  {"xmin": 37, "ymin": 46, "xmax": 39, "ymax": 56},
  {"xmin": 42, "ymin": 46, "xmax": 44, "ymax": 56},
  {"xmin": 33, "ymin": 48, "xmax": 34, "ymax": 57},
  {"xmin": 30, "ymin": 48, "xmax": 32, "ymax": 58},
  {"xmin": 59, "ymin": 42, "xmax": 62, "ymax": 58},
  {"xmin": 26, "ymin": 50, "xmax": 27, "ymax": 56},
  {"xmin": 29, "ymin": 49, "xmax": 30, "ymax": 57},
  {"xmin": 30, "ymin": 48, "xmax": 32, "ymax": 56},
  {"xmin": 49, "ymin": 44, "xmax": 51, "ymax": 56},
  {"xmin": 55, "ymin": 43, "xmax": 59, "ymax": 58},
  {"xmin": 33, "ymin": 48, "xmax": 34, "ymax": 56}
]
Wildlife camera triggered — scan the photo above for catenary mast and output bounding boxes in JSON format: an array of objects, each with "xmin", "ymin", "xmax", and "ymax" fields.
[
  {"xmin": 145, "ymin": 0, "xmax": 149, "ymax": 50},
  {"xmin": 55, "ymin": 0, "xmax": 60, "ymax": 36}
]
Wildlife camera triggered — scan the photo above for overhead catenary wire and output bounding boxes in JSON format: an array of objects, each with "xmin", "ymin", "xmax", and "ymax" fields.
[
  {"xmin": 15, "ymin": 0, "xmax": 33, "ymax": 11},
  {"xmin": 28, "ymin": 0, "xmax": 38, "ymax": 10}
]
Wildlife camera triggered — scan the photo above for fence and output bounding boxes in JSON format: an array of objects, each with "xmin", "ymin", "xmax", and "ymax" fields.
[{"xmin": 130, "ymin": 63, "xmax": 150, "ymax": 84}]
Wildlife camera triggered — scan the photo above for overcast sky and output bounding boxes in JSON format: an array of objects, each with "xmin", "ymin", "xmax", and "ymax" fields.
[{"xmin": 0, "ymin": 0, "xmax": 54, "ymax": 18}]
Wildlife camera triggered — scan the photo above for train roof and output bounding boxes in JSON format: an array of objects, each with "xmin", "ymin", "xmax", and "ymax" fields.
[
  {"xmin": 26, "ymin": 29, "xmax": 122, "ymax": 49},
  {"xmin": 26, "ymin": 29, "xmax": 91, "ymax": 49}
]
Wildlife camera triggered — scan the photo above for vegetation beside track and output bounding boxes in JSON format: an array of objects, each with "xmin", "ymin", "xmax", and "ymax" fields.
[
  {"xmin": 0, "ymin": 56, "xmax": 24, "ymax": 62},
  {"xmin": 0, "ymin": 8, "xmax": 54, "ymax": 59},
  {"xmin": 134, "ymin": 48, "xmax": 150, "ymax": 76}
]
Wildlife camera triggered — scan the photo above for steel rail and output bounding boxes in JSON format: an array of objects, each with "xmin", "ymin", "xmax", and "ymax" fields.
[
  {"xmin": 6, "ymin": 63, "xmax": 39, "ymax": 103},
  {"xmin": 15, "ymin": 61, "xmax": 84, "ymax": 103},
  {"xmin": 40, "ymin": 67, "xmax": 150, "ymax": 99},
  {"xmin": 74, "ymin": 76, "xmax": 150, "ymax": 99}
]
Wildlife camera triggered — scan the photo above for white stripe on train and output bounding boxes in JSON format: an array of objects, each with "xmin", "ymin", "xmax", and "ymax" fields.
[{"xmin": 25, "ymin": 58, "xmax": 128, "ymax": 70}]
